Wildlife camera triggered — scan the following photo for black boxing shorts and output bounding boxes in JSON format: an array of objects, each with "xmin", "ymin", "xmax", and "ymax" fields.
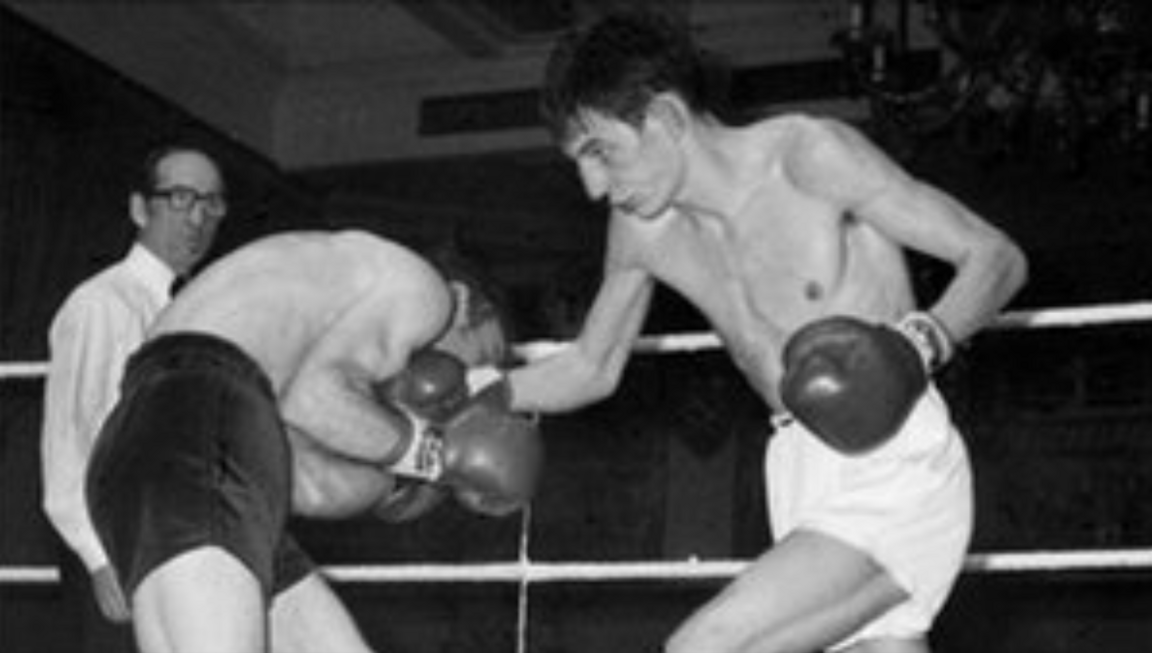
[{"xmin": 86, "ymin": 333, "xmax": 314, "ymax": 600}]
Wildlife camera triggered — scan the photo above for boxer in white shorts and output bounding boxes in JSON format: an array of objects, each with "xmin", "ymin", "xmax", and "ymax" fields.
[
  {"xmin": 505, "ymin": 11, "xmax": 1026, "ymax": 651},
  {"xmin": 768, "ymin": 383, "xmax": 973, "ymax": 650}
]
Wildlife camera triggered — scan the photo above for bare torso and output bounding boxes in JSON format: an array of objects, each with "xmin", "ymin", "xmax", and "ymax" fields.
[
  {"xmin": 149, "ymin": 230, "xmax": 453, "ymax": 516},
  {"xmin": 151, "ymin": 231, "xmax": 433, "ymax": 390},
  {"xmin": 629, "ymin": 117, "xmax": 915, "ymax": 409}
]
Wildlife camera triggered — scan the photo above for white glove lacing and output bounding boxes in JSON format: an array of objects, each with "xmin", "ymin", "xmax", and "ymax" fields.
[{"xmin": 896, "ymin": 311, "xmax": 955, "ymax": 373}]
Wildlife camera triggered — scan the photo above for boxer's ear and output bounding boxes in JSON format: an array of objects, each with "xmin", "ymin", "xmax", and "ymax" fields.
[
  {"xmin": 645, "ymin": 93, "xmax": 690, "ymax": 142},
  {"xmin": 130, "ymin": 193, "xmax": 150, "ymax": 229},
  {"xmin": 447, "ymin": 281, "xmax": 471, "ymax": 328}
]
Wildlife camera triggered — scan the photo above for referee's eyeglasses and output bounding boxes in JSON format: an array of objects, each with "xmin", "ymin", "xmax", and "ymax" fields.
[{"xmin": 149, "ymin": 185, "xmax": 227, "ymax": 219}]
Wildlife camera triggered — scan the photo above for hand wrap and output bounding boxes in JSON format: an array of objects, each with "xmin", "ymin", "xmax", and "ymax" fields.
[{"xmin": 895, "ymin": 311, "xmax": 954, "ymax": 372}]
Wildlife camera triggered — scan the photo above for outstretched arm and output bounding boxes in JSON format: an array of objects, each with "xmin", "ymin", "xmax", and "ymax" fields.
[
  {"xmin": 281, "ymin": 271, "xmax": 454, "ymax": 464},
  {"xmin": 507, "ymin": 266, "xmax": 654, "ymax": 413},
  {"xmin": 506, "ymin": 214, "xmax": 656, "ymax": 413}
]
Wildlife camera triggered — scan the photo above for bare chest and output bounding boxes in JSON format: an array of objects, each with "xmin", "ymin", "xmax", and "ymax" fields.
[
  {"xmin": 638, "ymin": 192, "xmax": 869, "ymax": 405},
  {"xmin": 650, "ymin": 194, "xmax": 844, "ymax": 333}
]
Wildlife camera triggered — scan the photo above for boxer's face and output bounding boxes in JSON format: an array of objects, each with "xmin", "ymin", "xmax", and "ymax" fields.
[{"xmin": 562, "ymin": 101, "xmax": 682, "ymax": 221}]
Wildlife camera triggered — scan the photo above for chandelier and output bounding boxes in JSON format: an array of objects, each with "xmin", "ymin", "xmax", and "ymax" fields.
[{"xmin": 834, "ymin": 0, "xmax": 1152, "ymax": 175}]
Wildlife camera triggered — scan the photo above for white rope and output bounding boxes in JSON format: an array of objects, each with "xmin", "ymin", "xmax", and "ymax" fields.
[
  {"xmin": 0, "ymin": 567, "xmax": 60, "ymax": 584},
  {"xmin": 326, "ymin": 548, "xmax": 1152, "ymax": 581},
  {"xmin": 5, "ymin": 548, "xmax": 1152, "ymax": 586},
  {"xmin": 2, "ymin": 301, "xmax": 1150, "ymax": 378},
  {"xmin": 0, "ymin": 361, "xmax": 50, "ymax": 379},
  {"xmin": 516, "ymin": 300, "xmax": 1152, "ymax": 360}
]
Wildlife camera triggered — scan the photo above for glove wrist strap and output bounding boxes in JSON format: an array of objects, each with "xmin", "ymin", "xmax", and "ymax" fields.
[
  {"xmin": 466, "ymin": 366, "xmax": 504, "ymax": 394},
  {"xmin": 467, "ymin": 367, "xmax": 541, "ymax": 427},
  {"xmin": 386, "ymin": 415, "xmax": 445, "ymax": 482},
  {"xmin": 897, "ymin": 311, "xmax": 954, "ymax": 372}
]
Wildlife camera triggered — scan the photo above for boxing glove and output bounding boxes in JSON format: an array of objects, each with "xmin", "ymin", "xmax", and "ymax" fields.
[
  {"xmin": 380, "ymin": 359, "xmax": 542, "ymax": 517},
  {"xmin": 780, "ymin": 315, "xmax": 930, "ymax": 455},
  {"xmin": 438, "ymin": 380, "xmax": 543, "ymax": 516},
  {"xmin": 375, "ymin": 349, "xmax": 470, "ymax": 481},
  {"xmin": 377, "ymin": 348, "xmax": 470, "ymax": 422}
]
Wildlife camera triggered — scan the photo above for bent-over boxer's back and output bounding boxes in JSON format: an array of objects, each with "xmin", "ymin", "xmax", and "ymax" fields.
[{"xmin": 150, "ymin": 230, "xmax": 447, "ymax": 390}]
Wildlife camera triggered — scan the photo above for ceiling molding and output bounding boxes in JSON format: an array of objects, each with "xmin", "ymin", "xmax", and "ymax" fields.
[{"xmin": 392, "ymin": 0, "xmax": 509, "ymax": 58}]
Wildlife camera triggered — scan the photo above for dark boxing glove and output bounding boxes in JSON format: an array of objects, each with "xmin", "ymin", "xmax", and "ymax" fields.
[
  {"xmin": 374, "ymin": 348, "xmax": 469, "ymax": 489},
  {"xmin": 377, "ymin": 349, "xmax": 470, "ymax": 422},
  {"xmin": 437, "ymin": 380, "xmax": 543, "ymax": 516},
  {"xmin": 780, "ymin": 314, "xmax": 941, "ymax": 455},
  {"xmin": 380, "ymin": 353, "xmax": 542, "ymax": 517}
]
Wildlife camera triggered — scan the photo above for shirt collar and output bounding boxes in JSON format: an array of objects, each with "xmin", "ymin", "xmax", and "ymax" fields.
[{"xmin": 125, "ymin": 242, "xmax": 177, "ymax": 300}]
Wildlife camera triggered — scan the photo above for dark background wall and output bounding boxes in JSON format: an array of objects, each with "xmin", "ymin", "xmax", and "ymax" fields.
[{"xmin": 3, "ymin": 6, "xmax": 1152, "ymax": 653}]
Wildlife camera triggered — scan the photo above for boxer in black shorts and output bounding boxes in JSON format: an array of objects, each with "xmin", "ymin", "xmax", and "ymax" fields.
[
  {"xmin": 82, "ymin": 230, "xmax": 538, "ymax": 653},
  {"xmin": 88, "ymin": 334, "xmax": 313, "ymax": 601}
]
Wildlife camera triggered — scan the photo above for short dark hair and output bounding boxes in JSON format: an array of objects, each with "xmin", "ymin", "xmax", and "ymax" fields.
[
  {"xmin": 426, "ymin": 243, "xmax": 510, "ymax": 333},
  {"xmin": 133, "ymin": 143, "xmax": 224, "ymax": 195},
  {"xmin": 540, "ymin": 10, "xmax": 713, "ymax": 143}
]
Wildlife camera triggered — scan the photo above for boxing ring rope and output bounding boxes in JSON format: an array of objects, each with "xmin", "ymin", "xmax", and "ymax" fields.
[
  {"xmin": 511, "ymin": 300, "xmax": 1152, "ymax": 359},
  {"xmin": 3, "ymin": 299, "xmax": 1152, "ymax": 651},
  {"xmin": 5, "ymin": 547, "xmax": 1152, "ymax": 587},
  {"xmin": 2, "ymin": 301, "xmax": 1151, "ymax": 379}
]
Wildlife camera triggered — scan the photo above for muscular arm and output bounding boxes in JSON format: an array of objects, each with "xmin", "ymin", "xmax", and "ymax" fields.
[
  {"xmin": 507, "ymin": 212, "xmax": 656, "ymax": 413},
  {"xmin": 281, "ymin": 272, "xmax": 454, "ymax": 464},
  {"xmin": 792, "ymin": 118, "xmax": 1028, "ymax": 344},
  {"xmin": 863, "ymin": 177, "xmax": 1027, "ymax": 343},
  {"xmin": 286, "ymin": 425, "xmax": 394, "ymax": 518}
]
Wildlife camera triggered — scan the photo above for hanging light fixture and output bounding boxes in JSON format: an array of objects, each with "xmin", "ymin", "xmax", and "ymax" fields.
[{"xmin": 834, "ymin": 0, "xmax": 1152, "ymax": 174}]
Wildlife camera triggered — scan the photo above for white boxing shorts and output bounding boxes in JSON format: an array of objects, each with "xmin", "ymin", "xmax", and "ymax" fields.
[{"xmin": 765, "ymin": 385, "xmax": 973, "ymax": 649}]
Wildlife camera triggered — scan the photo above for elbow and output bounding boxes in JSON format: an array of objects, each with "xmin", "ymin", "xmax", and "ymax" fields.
[
  {"xmin": 292, "ymin": 481, "xmax": 323, "ymax": 517},
  {"xmin": 292, "ymin": 483, "xmax": 353, "ymax": 519},
  {"xmin": 42, "ymin": 486, "xmax": 69, "ymax": 526},
  {"xmin": 966, "ymin": 226, "xmax": 1028, "ymax": 306},
  {"xmin": 995, "ymin": 235, "xmax": 1029, "ymax": 301},
  {"xmin": 41, "ymin": 495, "xmax": 61, "ymax": 524}
]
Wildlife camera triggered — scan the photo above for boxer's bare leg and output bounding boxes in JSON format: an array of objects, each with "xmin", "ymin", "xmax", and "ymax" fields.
[
  {"xmin": 843, "ymin": 636, "xmax": 930, "ymax": 653},
  {"xmin": 666, "ymin": 530, "xmax": 907, "ymax": 653},
  {"xmin": 269, "ymin": 572, "xmax": 374, "ymax": 653},
  {"xmin": 133, "ymin": 547, "xmax": 264, "ymax": 653}
]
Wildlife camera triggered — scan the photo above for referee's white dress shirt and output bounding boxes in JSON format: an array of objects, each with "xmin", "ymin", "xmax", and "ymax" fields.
[{"xmin": 41, "ymin": 243, "xmax": 174, "ymax": 572}]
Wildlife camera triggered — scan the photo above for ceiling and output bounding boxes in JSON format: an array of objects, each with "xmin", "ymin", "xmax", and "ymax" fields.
[
  {"xmin": 6, "ymin": 2, "xmax": 1152, "ymax": 318},
  {"xmin": 3, "ymin": 0, "xmax": 855, "ymax": 168},
  {"xmin": 0, "ymin": 0, "xmax": 933, "ymax": 314},
  {"xmin": 172, "ymin": 0, "xmax": 809, "ymax": 72},
  {"xmin": 215, "ymin": 0, "xmax": 627, "ymax": 70}
]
